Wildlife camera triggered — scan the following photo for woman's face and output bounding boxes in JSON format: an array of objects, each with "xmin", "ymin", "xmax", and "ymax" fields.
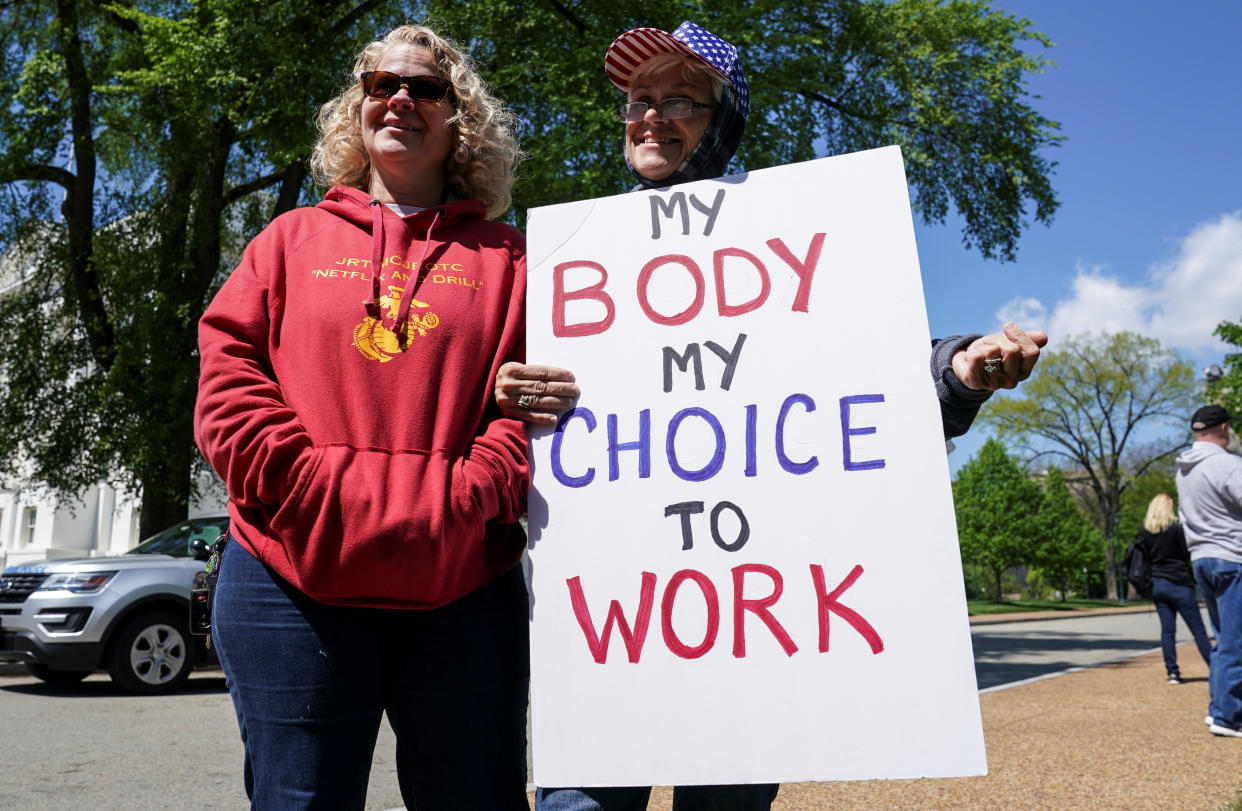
[
  {"xmin": 360, "ymin": 44, "xmax": 455, "ymax": 190},
  {"xmin": 624, "ymin": 62, "xmax": 715, "ymax": 182}
]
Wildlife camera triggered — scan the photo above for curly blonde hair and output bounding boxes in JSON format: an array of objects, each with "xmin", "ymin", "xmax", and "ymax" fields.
[{"xmin": 310, "ymin": 24, "xmax": 523, "ymax": 219}]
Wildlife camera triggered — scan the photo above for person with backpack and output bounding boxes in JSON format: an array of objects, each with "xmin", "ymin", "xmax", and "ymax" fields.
[{"xmin": 1134, "ymin": 493, "xmax": 1213, "ymax": 685}]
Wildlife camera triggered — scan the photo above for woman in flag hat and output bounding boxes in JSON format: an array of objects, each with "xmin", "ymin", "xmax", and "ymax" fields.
[{"xmin": 502, "ymin": 20, "xmax": 1047, "ymax": 811}]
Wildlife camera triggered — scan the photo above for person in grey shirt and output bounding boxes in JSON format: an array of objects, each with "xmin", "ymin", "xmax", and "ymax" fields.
[{"xmin": 1175, "ymin": 404, "xmax": 1242, "ymax": 737}]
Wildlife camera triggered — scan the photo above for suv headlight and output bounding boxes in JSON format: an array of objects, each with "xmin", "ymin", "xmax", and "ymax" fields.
[{"xmin": 37, "ymin": 571, "xmax": 117, "ymax": 593}]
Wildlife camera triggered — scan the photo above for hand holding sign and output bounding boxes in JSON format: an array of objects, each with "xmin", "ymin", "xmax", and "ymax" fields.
[{"xmin": 495, "ymin": 361, "xmax": 579, "ymax": 425}]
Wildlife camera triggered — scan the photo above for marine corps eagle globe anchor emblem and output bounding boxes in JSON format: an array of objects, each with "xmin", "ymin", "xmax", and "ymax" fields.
[{"xmin": 352, "ymin": 286, "xmax": 439, "ymax": 362}]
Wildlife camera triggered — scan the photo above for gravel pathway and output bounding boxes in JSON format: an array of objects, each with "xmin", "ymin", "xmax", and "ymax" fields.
[{"xmin": 528, "ymin": 642, "xmax": 1242, "ymax": 810}]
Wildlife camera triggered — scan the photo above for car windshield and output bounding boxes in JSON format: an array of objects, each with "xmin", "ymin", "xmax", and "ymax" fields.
[{"xmin": 127, "ymin": 517, "xmax": 229, "ymax": 558}]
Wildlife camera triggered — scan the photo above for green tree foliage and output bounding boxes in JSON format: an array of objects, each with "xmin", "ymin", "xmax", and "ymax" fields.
[
  {"xmin": 0, "ymin": 0, "xmax": 399, "ymax": 536},
  {"xmin": 1208, "ymin": 317, "xmax": 1242, "ymax": 416},
  {"xmin": 432, "ymin": 0, "xmax": 1062, "ymax": 259},
  {"xmin": 1116, "ymin": 460, "xmax": 1176, "ymax": 548},
  {"xmin": 1, "ymin": 0, "xmax": 1061, "ymax": 534},
  {"xmin": 953, "ymin": 439, "xmax": 1042, "ymax": 602},
  {"xmin": 982, "ymin": 332, "xmax": 1196, "ymax": 600},
  {"xmin": 1033, "ymin": 467, "xmax": 1102, "ymax": 601}
]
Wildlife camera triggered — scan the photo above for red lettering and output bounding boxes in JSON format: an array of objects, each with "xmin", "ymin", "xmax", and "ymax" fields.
[
  {"xmin": 566, "ymin": 572, "xmax": 657, "ymax": 664},
  {"xmin": 810, "ymin": 564, "xmax": 884, "ymax": 654},
  {"xmin": 731, "ymin": 564, "xmax": 797, "ymax": 658},
  {"xmin": 553, "ymin": 261, "xmax": 615, "ymax": 337},
  {"xmin": 766, "ymin": 233, "xmax": 825, "ymax": 313},
  {"xmin": 713, "ymin": 248, "xmax": 770, "ymax": 317},
  {"xmin": 660, "ymin": 569, "xmax": 721, "ymax": 659},
  {"xmin": 637, "ymin": 254, "xmax": 705, "ymax": 326}
]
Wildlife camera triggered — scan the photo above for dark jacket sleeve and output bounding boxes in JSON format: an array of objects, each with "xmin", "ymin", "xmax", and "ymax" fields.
[{"xmin": 930, "ymin": 335, "xmax": 993, "ymax": 439}]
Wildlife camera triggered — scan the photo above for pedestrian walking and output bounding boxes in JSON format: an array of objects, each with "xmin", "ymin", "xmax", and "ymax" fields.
[
  {"xmin": 1136, "ymin": 493, "xmax": 1213, "ymax": 684},
  {"xmin": 1174, "ymin": 404, "xmax": 1242, "ymax": 737}
]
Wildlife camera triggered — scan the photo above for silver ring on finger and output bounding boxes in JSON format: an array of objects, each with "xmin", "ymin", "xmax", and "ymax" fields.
[
  {"xmin": 983, "ymin": 357, "xmax": 1002, "ymax": 374},
  {"xmin": 517, "ymin": 394, "xmax": 536, "ymax": 409}
]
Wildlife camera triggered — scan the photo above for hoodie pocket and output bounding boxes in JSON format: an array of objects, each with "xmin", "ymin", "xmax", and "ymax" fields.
[{"xmin": 268, "ymin": 446, "xmax": 490, "ymax": 593}]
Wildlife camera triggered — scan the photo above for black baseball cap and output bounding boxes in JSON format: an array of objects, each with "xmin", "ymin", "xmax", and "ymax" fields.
[{"xmin": 1191, "ymin": 404, "xmax": 1237, "ymax": 431}]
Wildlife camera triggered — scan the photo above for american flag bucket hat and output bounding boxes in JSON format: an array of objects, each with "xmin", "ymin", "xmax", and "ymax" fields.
[{"xmin": 604, "ymin": 21, "xmax": 750, "ymax": 118}]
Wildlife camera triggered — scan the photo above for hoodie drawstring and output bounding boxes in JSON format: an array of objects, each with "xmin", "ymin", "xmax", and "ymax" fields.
[
  {"xmin": 366, "ymin": 200, "xmax": 441, "ymax": 349},
  {"xmin": 366, "ymin": 200, "xmax": 385, "ymax": 321},
  {"xmin": 394, "ymin": 208, "xmax": 440, "ymax": 347}
]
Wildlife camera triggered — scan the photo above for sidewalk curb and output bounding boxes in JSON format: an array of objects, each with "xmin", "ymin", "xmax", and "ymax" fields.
[{"xmin": 969, "ymin": 604, "xmax": 1155, "ymax": 625}]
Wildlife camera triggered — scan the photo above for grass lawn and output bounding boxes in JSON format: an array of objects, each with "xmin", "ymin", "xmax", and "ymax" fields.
[{"xmin": 967, "ymin": 597, "xmax": 1151, "ymax": 616}]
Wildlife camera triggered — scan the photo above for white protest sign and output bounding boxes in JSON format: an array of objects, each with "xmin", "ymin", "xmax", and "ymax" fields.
[{"xmin": 525, "ymin": 146, "xmax": 985, "ymax": 787}]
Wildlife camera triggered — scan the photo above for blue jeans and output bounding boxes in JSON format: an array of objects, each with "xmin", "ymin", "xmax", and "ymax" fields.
[
  {"xmin": 1151, "ymin": 576, "xmax": 1213, "ymax": 676},
  {"xmin": 536, "ymin": 784, "xmax": 779, "ymax": 810},
  {"xmin": 1193, "ymin": 558, "xmax": 1242, "ymax": 728},
  {"xmin": 213, "ymin": 541, "xmax": 530, "ymax": 810}
]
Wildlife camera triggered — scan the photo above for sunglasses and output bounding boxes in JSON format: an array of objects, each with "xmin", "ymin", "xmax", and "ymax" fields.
[{"xmin": 360, "ymin": 71, "xmax": 456, "ymax": 104}]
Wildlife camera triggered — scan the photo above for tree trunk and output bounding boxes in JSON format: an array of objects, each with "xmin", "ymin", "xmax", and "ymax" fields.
[
  {"xmin": 138, "ymin": 476, "xmax": 190, "ymax": 541},
  {"xmin": 994, "ymin": 569, "xmax": 1004, "ymax": 603},
  {"xmin": 1104, "ymin": 541, "xmax": 1118, "ymax": 601}
]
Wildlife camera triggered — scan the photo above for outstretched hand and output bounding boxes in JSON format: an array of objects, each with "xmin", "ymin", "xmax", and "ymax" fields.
[
  {"xmin": 951, "ymin": 322, "xmax": 1048, "ymax": 391},
  {"xmin": 494, "ymin": 362, "xmax": 580, "ymax": 425}
]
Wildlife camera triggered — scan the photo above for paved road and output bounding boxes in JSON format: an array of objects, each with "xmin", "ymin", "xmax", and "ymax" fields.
[
  {"xmin": 971, "ymin": 608, "xmax": 1170, "ymax": 690},
  {"xmin": 0, "ymin": 607, "xmax": 1183, "ymax": 809},
  {"xmin": 0, "ymin": 669, "xmax": 401, "ymax": 810}
]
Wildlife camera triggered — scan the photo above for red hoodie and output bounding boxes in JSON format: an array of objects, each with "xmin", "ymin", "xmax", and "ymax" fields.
[{"xmin": 195, "ymin": 186, "xmax": 528, "ymax": 609}]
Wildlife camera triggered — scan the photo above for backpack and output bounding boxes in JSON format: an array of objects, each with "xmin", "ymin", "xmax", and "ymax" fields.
[{"xmin": 1123, "ymin": 538, "xmax": 1153, "ymax": 599}]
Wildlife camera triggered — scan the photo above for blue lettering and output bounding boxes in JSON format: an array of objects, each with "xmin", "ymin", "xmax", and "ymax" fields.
[
  {"xmin": 744, "ymin": 403, "xmax": 758, "ymax": 477},
  {"xmin": 776, "ymin": 394, "xmax": 819, "ymax": 474},
  {"xmin": 666, "ymin": 407, "xmax": 726, "ymax": 482},
  {"xmin": 840, "ymin": 394, "xmax": 886, "ymax": 471},
  {"xmin": 608, "ymin": 410, "xmax": 652, "ymax": 481},
  {"xmin": 552, "ymin": 408, "xmax": 597, "ymax": 487}
]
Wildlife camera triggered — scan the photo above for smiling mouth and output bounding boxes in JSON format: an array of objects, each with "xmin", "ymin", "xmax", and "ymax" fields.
[
  {"xmin": 385, "ymin": 122, "xmax": 420, "ymax": 132},
  {"xmin": 640, "ymin": 136, "xmax": 678, "ymax": 145}
]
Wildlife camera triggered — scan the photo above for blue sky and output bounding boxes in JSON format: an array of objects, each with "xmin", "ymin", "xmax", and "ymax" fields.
[{"xmin": 912, "ymin": 0, "xmax": 1242, "ymax": 472}]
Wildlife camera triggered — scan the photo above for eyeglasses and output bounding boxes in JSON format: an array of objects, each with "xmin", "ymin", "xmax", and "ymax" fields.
[
  {"xmin": 360, "ymin": 71, "xmax": 456, "ymax": 103},
  {"xmin": 618, "ymin": 98, "xmax": 718, "ymax": 123}
]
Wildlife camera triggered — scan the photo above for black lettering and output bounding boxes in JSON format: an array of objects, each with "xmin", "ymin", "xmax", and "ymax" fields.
[
  {"xmin": 665, "ymin": 501, "xmax": 705, "ymax": 550},
  {"xmin": 711, "ymin": 501, "xmax": 750, "ymax": 552},
  {"xmin": 703, "ymin": 333, "xmax": 747, "ymax": 391},
  {"xmin": 650, "ymin": 192, "xmax": 690, "ymax": 239},
  {"xmin": 662, "ymin": 344, "xmax": 705, "ymax": 392},
  {"xmin": 688, "ymin": 188, "xmax": 726, "ymax": 236}
]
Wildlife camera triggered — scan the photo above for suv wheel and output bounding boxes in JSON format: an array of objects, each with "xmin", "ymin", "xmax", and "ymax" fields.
[
  {"xmin": 27, "ymin": 664, "xmax": 92, "ymax": 686},
  {"xmin": 107, "ymin": 610, "xmax": 193, "ymax": 694}
]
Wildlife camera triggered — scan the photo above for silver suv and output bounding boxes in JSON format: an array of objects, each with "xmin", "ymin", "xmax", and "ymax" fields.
[{"xmin": 0, "ymin": 514, "xmax": 228, "ymax": 694}]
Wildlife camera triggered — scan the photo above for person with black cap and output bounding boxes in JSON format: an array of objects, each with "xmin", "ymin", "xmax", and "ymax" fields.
[{"xmin": 1175, "ymin": 404, "xmax": 1242, "ymax": 737}]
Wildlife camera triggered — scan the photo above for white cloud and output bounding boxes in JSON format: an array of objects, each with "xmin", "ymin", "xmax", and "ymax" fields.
[
  {"xmin": 998, "ymin": 212, "xmax": 1242, "ymax": 352},
  {"xmin": 995, "ymin": 296, "xmax": 1047, "ymax": 328}
]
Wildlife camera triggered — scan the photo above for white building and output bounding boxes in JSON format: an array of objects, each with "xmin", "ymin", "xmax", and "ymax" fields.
[{"xmin": 0, "ymin": 480, "xmax": 226, "ymax": 570}]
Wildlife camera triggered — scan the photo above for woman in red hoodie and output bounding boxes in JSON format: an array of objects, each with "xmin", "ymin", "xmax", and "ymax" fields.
[{"xmin": 194, "ymin": 24, "xmax": 530, "ymax": 810}]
